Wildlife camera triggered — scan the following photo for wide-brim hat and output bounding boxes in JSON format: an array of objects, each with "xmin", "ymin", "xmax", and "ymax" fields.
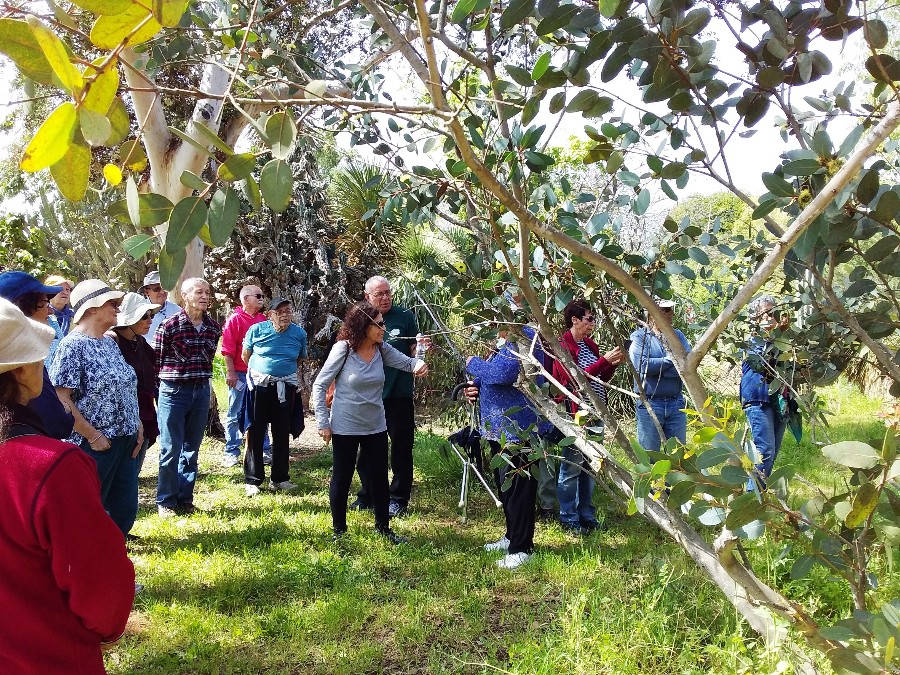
[
  {"xmin": 71, "ymin": 279, "xmax": 125, "ymax": 324},
  {"xmin": 0, "ymin": 298, "xmax": 55, "ymax": 373},
  {"xmin": 653, "ymin": 297, "xmax": 676, "ymax": 309},
  {"xmin": 0, "ymin": 271, "xmax": 62, "ymax": 302},
  {"xmin": 115, "ymin": 292, "xmax": 161, "ymax": 328}
]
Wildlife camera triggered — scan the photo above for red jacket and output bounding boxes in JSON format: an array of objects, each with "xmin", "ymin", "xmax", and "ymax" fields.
[
  {"xmin": 0, "ymin": 413, "xmax": 135, "ymax": 674},
  {"xmin": 220, "ymin": 306, "xmax": 266, "ymax": 373},
  {"xmin": 551, "ymin": 330, "xmax": 617, "ymax": 413}
]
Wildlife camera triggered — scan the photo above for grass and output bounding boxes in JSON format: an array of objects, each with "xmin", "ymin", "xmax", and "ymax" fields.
[{"xmin": 106, "ymin": 381, "xmax": 890, "ymax": 674}]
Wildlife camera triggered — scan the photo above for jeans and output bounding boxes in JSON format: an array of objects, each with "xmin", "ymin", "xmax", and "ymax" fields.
[
  {"xmin": 636, "ymin": 396, "xmax": 687, "ymax": 451},
  {"xmin": 156, "ymin": 380, "xmax": 210, "ymax": 509},
  {"xmin": 557, "ymin": 445, "xmax": 597, "ymax": 526},
  {"xmin": 245, "ymin": 384, "xmax": 292, "ymax": 486},
  {"xmin": 81, "ymin": 432, "xmax": 139, "ymax": 536},
  {"xmin": 331, "ymin": 432, "xmax": 390, "ymax": 532},
  {"xmin": 357, "ymin": 398, "xmax": 415, "ymax": 507},
  {"xmin": 536, "ymin": 458, "xmax": 557, "ymax": 512},
  {"xmin": 745, "ymin": 403, "xmax": 788, "ymax": 490},
  {"xmin": 225, "ymin": 372, "xmax": 268, "ymax": 458}
]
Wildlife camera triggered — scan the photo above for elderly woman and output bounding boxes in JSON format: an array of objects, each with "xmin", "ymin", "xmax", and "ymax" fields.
[
  {"xmin": 109, "ymin": 293, "xmax": 161, "ymax": 482},
  {"xmin": 241, "ymin": 297, "xmax": 308, "ymax": 496},
  {"xmin": 0, "ymin": 298, "xmax": 134, "ymax": 674},
  {"xmin": 0, "ymin": 271, "xmax": 75, "ymax": 440},
  {"xmin": 313, "ymin": 301, "xmax": 427, "ymax": 544},
  {"xmin": 50, "ymin": 279, "xmax": 143, "ymax": 537},
  {"xmin": 45, "ymin": 274, "xmax": 74, "ymax": 366},
  {"xmin": 551, "ymin": 298, "xmax": 624, "ymax": 534}
]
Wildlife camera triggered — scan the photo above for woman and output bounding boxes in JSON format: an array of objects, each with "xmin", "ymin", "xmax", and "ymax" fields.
[
  {"xmin": 109, "ymin": 292, "xmax": 160, "ymax": 480},
  {"xmin": 0, "ymin": 297, "xmax": 134, "ymax": 674},
  {"xmin": 242, "ymin": 297, "xmax": 308, "ymax": 496},
  {"xmin": 49, "ymin": 279, "xmax": 143, "ymax": 537},
  {"xmin": 0, "ymin": 270, "xmax": 75, "ymax": 440},
  {"xmin": 312, "ymin": 301, "xmax": 427, "ymax": 544},
  {"xmin": 551, "ymin": 298, "xmax": 624, "ymax": 534}
]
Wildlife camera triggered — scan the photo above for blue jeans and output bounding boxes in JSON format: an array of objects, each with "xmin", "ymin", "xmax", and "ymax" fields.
[
  {"xmin": 636, "ymin": 396, "xmax": 687, "ymax": 451},
  {"xmin": 224, "ymin": 372, "xmax": 270, "ymax": 457},
  {"xmin": 156, "ymin": 380, "xmax": 210, "ymax": 509},
  {"xmin": 745, "ymin": 403, "xmax": 788, "ymax": 490},
  {"xmin": 557, "ymin": 445, "xmax": 597, "ymax": 526},
  {"xmin": 81, "ymin": 432, "xmax": 139, "ymax": 536}
]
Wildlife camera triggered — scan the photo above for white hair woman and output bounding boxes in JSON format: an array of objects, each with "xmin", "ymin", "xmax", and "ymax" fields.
[
  {"xmin": 0, "ymin": 298, "xmax": 135, "ymax": 672},
  {"xmin": 49, "ymin": 279, "xmax": 143, "ymax": 536}
]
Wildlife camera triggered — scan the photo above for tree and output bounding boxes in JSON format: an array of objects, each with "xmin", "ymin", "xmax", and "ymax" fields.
[{"xmin": 2, "ymin": 0, "xmax": 900, "ymax": 670}]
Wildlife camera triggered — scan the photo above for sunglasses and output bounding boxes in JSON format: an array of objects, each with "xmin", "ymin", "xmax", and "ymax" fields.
[
  {"xmin": 581, "ymin": 315, "xmax": 596, "ymax": 323},
  {"xmin": 371, "ymin": 319, "xmax": 386, "ymax": 329},
  {"xmin": 250, "ymin": 294, "xmax": 264, "ymax": 300},
  {"xmin": 147, "ymin": 285, "xmax": 164, "ymax": 293},
  {"xmin": 140, "ymin": 311, "xmax": 155, "ymax": 320}
]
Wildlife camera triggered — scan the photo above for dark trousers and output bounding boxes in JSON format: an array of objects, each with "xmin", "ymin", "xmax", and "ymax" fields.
[
  {"xmin": 245, "ymin": 385, "xmax": 292, "ymax": 486},
  {"xmin": 356, "ymin": 397, "xmax": 415, "ymax": 507},
  {"xmin": 488, "ymin": 440, "xmax": 537, "ymax": 555},
  {"xmin": 332, "ymin": 431, "xmax": 390, "ymax": 532}
]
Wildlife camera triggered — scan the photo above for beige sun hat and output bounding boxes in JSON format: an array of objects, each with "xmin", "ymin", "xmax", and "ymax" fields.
[
  {"xmin": 70, "ymin": 279, "xmax": 125, "ymax": 324},
  {"xmin": 0, "ymin": 298, "xmax": 55, "ymax": 374},
  {"xmin": 115, "ymin": 292, "xmax": 161, "ymax": 328}
]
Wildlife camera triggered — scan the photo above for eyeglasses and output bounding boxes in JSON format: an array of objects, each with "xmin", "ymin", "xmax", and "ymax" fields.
[
  {"xmin": 35, "ymin": 300, "xmax": 49, "ymax": 309},
  {"xmin": 147, "ymin": 286, "xmax": 164, "ymax": 293},
  {"xmin": 369, "ymin": 290, "xmax": 392, "ymax": 299},
  {"xmin": 371, "ymin": 320, "xmax": 386, "ymax": 329},
  {"xmin": 581, "ymin": 315, "xmax": 596, "ymax": 323}
]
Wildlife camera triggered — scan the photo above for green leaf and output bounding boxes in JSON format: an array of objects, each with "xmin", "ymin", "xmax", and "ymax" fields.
[
  {"xmin": 782, "ymin": 159, "xmax": 822, "ymax": 176},
  {"xmin": 106, "ymin": 97, "xmax": 130, "ymax": 146},
  {"xmin": 597, "ymin": 0, "xmax": 618, "ymax": 18},
  {"xmin": 667, "ymin": 480, "xmax": 696, "ymax": 508},
  {"xmin": 726, "ymin": 492, "xmax": 766, "ymax": 529},
  {"xmin": 90, "ymin": 4, "xmax": 162, "ymax": 50},
  {"xmin": 158, "ymin": 245, "xmax": 186, "ymax": 290},
  {"xmin": 260, "ymin": 158, "xmax": 292, "ymax": 212},
  {"xmin": 566, "ymin": 90, "xmax": 599, "ymax": 113},
  {"xmin": 207, "ymin": 187, "xmax": 240, "ymax": 246},
  {"xmin": 761, "ymin": 172, "xmax": 795, "ymax": 198},
  {"xmin": 863, "ymin": 235, "xmax": 899, "ymax": 264},
  {"xmin": 864, "ymin": 19, "xmax": 889, "ymax": 49},
  {"xmin": 659, "ymin": 162, "xmax": 686, "ymax": 180},
  {"xmin": 218, "ymin": 152, "xmax": 256, "ymax": 182},
  {"xmin": 123, "ymin": 233, "xmax": 156, "ymax": 259},
  {"xmin": 505, "ymin": 65, "xmax": 533, "ymax": 87},
  {"xmin": 79, "ymin": 107, "xmax": 112, "ymax": 146},
  {"xmin": 119, "ymin": 139, "xmax": 147, "ymax": 171},
  {"xmin": 856, "ymin": 168, "xmax": 879, "ymax": 205},
  {"xmin": 20, "ymin": 101, "xmax": 76, "ymax": 172},
  {"xmin": 192, "ymin": 121, "xmax": 233, "ymax": 155},
  {"xmin": 790, "ymin": 554, "xmax": 816, "ymax": 580},
  {"xmin": 109, "ymin": 192, "xmax": 174, "ymax": 226},
  {"xmin": 678, "ymin": 7, "xmax": 710, "ymax": 35},
  {"xmin": 822, "ymin": 441, "xmax": 881, "ymax": 469},
  {"xmin": 168, "ymin": 125, "xmax": 215, "ymax": 157},
  {"xmin": 0, "ymin": 18, "xmax": 55, "ymax": 86},
  {"xmin": 688, "ymin": 247, "xmax": 710, "ymax": 265},
  {"xmin": 165, "ymin": 196, "xmax": 208, "ymax": 250},
  {"xmin": 843, "ymin": 278, "xmax": 876, "ymax": 298},
  {"xmin": 49, "ymin": 141, "xmax": 91, "ymax": 202},
  {"xmin": 243, "ymin": 177, "xmax": 262, "ymax": 212},
  {"xmin": 179, "ymin": 170, "xmax": 208, "ymax": 191},
  {"xmin": 451, "ymin": 0, "xmax": 478, "ymax": 24},
  {"xmin": 535, "ymin": 4, "xmax": 579, "ymax": 34},
  {"xmin": 26, "ymin": 16, "xmax": 83, "ymax": 94},
  {"xmin": 751, "ymin": 198, "xmax": 780, "ymax": 220},
  {"xmin": 532, "ymin": 52, "xmax": 551, "ymax": 80},
  {"xmin": 548, "ymin": 91, "xmax": 566, "ymax": 113},
  {"xmin": 633, "ymin": 188, "xmax": 650, "ymax": 215},
  {"xmin": 152, "ymin": 0, "xmax": 189, "ymax": 27},
  {"xmin": 500, "ymin": 0, "xmax": 535, "ymax": 29},
  {"xmin": 866, "ymin": 54, "xmax": 900, "ymax": 83}
]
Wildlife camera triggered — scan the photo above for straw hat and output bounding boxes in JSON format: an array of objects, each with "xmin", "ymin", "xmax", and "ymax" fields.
[
  {"xmin": 70, "ymin": 279, "xmax": 125, "ymax": 324},
  {"xmin": 115, "ymin": 292, "xmax": 161, "ymax": 328},
  {"xmin": 0, "ymin": 298, "xmax": 55, "ymax": 374}
]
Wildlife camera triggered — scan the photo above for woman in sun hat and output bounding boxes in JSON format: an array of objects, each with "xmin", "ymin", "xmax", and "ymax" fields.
[
  {"xmin": 108, "ymin": 292, "xmax": 161, "ymax": 483},
  {"xmin": 49, "ymin": 279, "xmax": 143, "ymax": 537},
  {"xmin": 0, "ymin": 297, "xmax": 135, "ymax": 674},
  {"xmin": 0, "ymin": 270, "xmax": 74, "ymax": 440}
]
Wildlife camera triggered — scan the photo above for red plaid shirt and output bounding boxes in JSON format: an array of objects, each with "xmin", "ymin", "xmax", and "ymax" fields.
[{"xmin": 152, "ymin": 310, "xmax": 222, "ymax": 381}]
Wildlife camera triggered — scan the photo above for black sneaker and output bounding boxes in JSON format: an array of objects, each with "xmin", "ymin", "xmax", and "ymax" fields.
[
  {"xmin": 332, "ymin": 529, "xmax": 347, "ymax": 542},
  {"xmin": 348, "ymin": 499, "xmax": 371, "ymax": 511},
  {"xmin": 561, "ymin": 521, "xmax": 587, "ymax": 536},
  {"xmin": 178, "ymin": 503, "xmax": 200, "ymax": 516},
  {"xmin": 580, "ymin": 519, "xmax": 603, "ymax": 533},
  {"xmin": 388, "ymin": 501, "xmax": 407, "ymax": 518},
  {"xmin": 376, "ymin": 527, "xmax": 407, "ymax": 545}
]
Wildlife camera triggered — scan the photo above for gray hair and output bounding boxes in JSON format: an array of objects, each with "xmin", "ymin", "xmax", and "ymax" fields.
[
  {"xmin": 748, "ymin": 295, "xmax": 776, "ymax": 318},
  {"xmin": 181, "ymin": 277, "xmax": 209, "ymax": 296},
  {"xmin": 239, "ymin": 284, "xmax": 260, "ymax": 300},
  {"xmin": 364, "ymin": 276, "xmax": 390, "ymax": 294}
]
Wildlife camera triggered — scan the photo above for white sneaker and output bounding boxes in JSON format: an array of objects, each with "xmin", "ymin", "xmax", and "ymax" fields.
[
  {"xmin": 483, "ymin": 536, "xmax": 510, "ymax": 552},
  {"xmin": 497, "ymin": 552, "xmax": 532, "ymax": 570},
  {"xmin": 270, "ymin": 480, "xmax": 298, "ymax": 492},
  {"xmin": 223, "ymin": 455, "xmax": 240, "ymax": 468},
  {"xmin": 245, "ymin": 484, "xmax": 261, "ymax": 497}
]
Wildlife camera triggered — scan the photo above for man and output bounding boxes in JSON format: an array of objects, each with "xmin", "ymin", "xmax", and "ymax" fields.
[
  {"xmin": 154, "ymin": 278, "xmax": 222, "ymax": 518},
  {"xmin": 352, "ymin": 276, "xmax": 423, "ymax": 517},
  {"xmin": 220, "ymin": 284, "xmax": 268, "ymax": 468},
  {"xmin": 629, "ymin": 297, "xmax": 692, "ymax": 451},
  {"xmin": 140, "ymin": 271, "xmax": 181, "ymax": 343}
]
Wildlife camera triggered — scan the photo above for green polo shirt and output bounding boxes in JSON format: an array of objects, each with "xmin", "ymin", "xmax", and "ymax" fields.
[{"xmin": 382, "ymin": 304, "xmax": 418, "ymax": 399}]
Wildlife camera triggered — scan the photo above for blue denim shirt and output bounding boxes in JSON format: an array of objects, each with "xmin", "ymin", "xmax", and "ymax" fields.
[
  {"xmin": 740, "ymin": 337, "xmax": 777, "ymax": 406},
  {"xmin": 629, "ymin": 327, "xmax": 691, "ymax": 399}
]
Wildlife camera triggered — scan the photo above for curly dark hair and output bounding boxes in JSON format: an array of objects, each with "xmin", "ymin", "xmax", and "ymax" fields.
[
  {"xmin": 337, "ymin": 301, "xmax": 380, "ymax": 351},
  {"xmin": 563, "ymin": 298, "xmax": 592, "ymax": 328},
  {"xmin": 13, "ymin": 292, "xmax": 48, "ymax": 319}
]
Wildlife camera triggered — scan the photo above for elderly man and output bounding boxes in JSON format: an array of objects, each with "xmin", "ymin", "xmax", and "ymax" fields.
[
  {"xmin": 140, "ymin": 271, "xmax": 181, "ymax": 343},
  {"xmin": 351, "ymin": 276, "xmax": 422, "ymax": 517},
  {"xmin": 220, "ymin": 284, "xmax": 268, "ymax": 468},
  {"xmin": 154, "ymin": 278, "xmax": 222, "ymax": 518}
]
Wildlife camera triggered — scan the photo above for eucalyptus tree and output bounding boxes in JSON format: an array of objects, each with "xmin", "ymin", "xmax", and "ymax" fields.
[{"xmin": 2, "ymin": 0, "xmax": 900, "ymax": 670}]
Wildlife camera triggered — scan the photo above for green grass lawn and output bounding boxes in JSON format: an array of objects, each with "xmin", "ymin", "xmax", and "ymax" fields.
[{"xmin": 107, "ymin": 382, "xmax": 889, "ymax": 674}]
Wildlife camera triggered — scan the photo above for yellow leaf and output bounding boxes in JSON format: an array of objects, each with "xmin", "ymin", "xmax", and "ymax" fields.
[
  {"xmin": 103, "ymin": 163, "xmax": 123, "ymax": 185},
  {"xmin": 69, "ymin": 0, "xmax": 133, "ymax": 16},
  {"xmin": 50, "ymin": 142, "xmax": 91, "ymax": 201},
  {"xmin": 153, "ymin": 0, "xmax": 189, "ymax": 28},
  {"xmin": 20, "ymin": 101, "xmax": 77, "ymax": 172},
  {"xmin": 79, "ymin": 107, "xmax": 112, "ymax": 146},
  {"xmin": 82, "ymin": 57, "xmax": 119, "ymax": 115},
  {"xmin": 90, "ymin": 5, "xmax": 162, "ymax": 50},
  {"xmin": 25, "ymin": 16, "xmax": 83, "ymax": 94},
  {"xmin": 105, "ymin": 97, "xmax": 130, "ymax": 146}
]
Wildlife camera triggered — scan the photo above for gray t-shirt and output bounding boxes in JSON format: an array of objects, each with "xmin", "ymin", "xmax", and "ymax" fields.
[{"xmin": 312, "ymin": 340, "xmax": 423, "ymax": 435}]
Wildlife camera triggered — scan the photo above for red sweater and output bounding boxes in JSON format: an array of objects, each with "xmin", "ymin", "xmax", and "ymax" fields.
[
  {"xmin": 0, "ymin": 417, "xmax": 135, "ymax": 674},
  {"xmin": 220, "ymin": 306, "xmax": 266, "ymax": 373},
  {"xmin": 551, "ymin": 330, "xmax": 617, "ymax": 413}
]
